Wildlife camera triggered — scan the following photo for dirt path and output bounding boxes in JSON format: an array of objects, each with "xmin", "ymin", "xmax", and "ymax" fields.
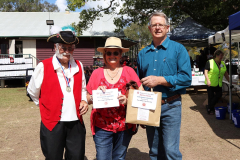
[{"xmin": 0, "ymin": 88, "xmax": 239, "ymax": 160}]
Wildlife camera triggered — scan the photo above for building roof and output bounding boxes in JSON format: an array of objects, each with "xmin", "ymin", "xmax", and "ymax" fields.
[{"xmin": 0, "ymin": 12, "xmax": 125, "ymax": 37}]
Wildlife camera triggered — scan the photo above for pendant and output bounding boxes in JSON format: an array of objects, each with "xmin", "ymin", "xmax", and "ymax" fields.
[
  {"xmin": 66, "ymin": 86, "xmax": 71, "ymax": 92},
  {"xmin": 111, "ymin": 78, "xmax": 113, "ymax": 80}
]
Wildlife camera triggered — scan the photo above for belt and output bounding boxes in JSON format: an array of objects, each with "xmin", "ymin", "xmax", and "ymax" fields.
[{"xmin": 162, "ymin": 94, "xmax": 181, "ymax": 104}]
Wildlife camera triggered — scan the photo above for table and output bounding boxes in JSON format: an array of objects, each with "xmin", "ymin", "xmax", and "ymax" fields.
[
  {"xmin": 191, "ymin": 76, "xmax": 206, "ymax": 86},
  {"xmin": 222, "ymin": 79, "xmax": 240, "ymax": 99}
]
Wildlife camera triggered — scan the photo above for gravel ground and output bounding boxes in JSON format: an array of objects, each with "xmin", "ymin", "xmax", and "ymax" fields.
[{"xmin": 0, "ymin": 88, "xmax": 239, "ymax": 160}]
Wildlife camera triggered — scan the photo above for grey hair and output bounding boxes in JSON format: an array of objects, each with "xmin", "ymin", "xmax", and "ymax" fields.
[{"xmin": 149, "ymin": 12, "xmax": 169, "ymax": 26}]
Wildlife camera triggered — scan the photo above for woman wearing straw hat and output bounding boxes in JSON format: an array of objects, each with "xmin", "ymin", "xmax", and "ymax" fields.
[{"xmin": 86, "ymin": 37, "xmax": 143, "ymax": 160}]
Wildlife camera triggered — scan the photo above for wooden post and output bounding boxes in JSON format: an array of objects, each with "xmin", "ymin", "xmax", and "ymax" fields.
[{"xmin": 1, "ymin": 79, "xmax": 5, "ymax": 88}]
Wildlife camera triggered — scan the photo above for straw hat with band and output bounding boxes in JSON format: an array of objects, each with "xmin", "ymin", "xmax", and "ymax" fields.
[
  {"xmin": 97, "ymin": 37, "xmax": 129, "ymax": 53},
  {"xmin": 47, "ymin": 31, "xmax": 79, "ymax": 45}
]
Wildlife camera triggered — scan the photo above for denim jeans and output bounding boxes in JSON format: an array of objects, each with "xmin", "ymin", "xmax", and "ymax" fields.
[
  {"xmin": 146, "ymin": 97, "xmax": 182, "ymax": 160},
  {"xmin": 93, "ymin": 126, "xmax": 133, "ymax": 160}
]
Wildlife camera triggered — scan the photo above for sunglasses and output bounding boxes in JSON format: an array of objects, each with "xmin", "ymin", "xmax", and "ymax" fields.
[
  {"xmin": 60, "ymin": 46, "xmax": 75, "ymax": 52},
  {"xmin": 106, "ymin": 51, "xmax": 120, "ymax": 56}
]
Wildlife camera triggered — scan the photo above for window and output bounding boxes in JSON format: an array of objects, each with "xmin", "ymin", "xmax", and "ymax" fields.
[{"xmin": 0, "ymin": 44, "xmax": 7, "ymax": 54}]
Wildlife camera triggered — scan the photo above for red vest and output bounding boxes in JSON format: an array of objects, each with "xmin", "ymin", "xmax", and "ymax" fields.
[{"xmin": 39, "ymin": 57, "xmax": 83, "ymax": 131}]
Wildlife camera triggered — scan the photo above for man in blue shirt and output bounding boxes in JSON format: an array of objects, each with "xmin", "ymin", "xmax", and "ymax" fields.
[{"xmin": 137, "ymin": 12, "xmax": 192, "ymax": 160}]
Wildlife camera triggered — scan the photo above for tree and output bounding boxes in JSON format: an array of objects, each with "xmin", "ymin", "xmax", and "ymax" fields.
[
  {"xmin": 124, "ymin": 23, "xmax": 152, "ymax": 47},
  {"xmin": 0, "ymin": 0, "xmax": 59, "ymax": 12},
  {"xmin": 214, "ymin": 43, "xmax": 239, "ymax": 60},
  {"xmin": 67, "ymin": 0, "xmax": 240, "ymax": 34}
]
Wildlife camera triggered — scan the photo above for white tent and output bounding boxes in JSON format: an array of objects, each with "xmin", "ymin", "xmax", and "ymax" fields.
[
  {"xmin": 208, "ymin": 35, "xmax": 215, "ymax": 44},
  {"xmin": 208, "ymin": 26, "xmax": 240, "ymax": 44}
]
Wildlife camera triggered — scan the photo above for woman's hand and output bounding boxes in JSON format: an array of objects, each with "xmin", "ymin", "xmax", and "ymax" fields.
[
  {"xmin": 207, "ymin": 80, "xmax": 211, "ymax": 87},
  {"xmin": 118, "ymin": 94, "xmax": 127, "ymax": 105},
  {"xmin": 97, "ymin": 86, "xmax": 106, "ymax": 92}
]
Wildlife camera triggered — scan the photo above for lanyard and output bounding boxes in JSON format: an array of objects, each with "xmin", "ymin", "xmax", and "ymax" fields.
[{"xmin": 57, "ymin": 58, "xmax": 71, "ymax": 87}]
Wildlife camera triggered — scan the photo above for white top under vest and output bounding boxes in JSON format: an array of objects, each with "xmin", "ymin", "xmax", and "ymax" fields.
[{"xmin": 27, "ymin": 54, "xmax": 87, "ymax": 121}]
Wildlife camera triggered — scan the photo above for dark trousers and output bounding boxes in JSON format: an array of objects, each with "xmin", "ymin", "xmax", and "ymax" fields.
[
  {"xmin": 207, "ymin": 86, "xmax": 222, "ymax": 111},
  {"xmin": 40, "ymin": 120, "xmax": 86, "ymax": 160}
]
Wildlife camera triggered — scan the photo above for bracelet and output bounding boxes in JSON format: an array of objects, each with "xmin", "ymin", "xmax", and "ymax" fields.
[{"xmin": 90, "ymin": 95, "xmax": 93, "ymax": 101}]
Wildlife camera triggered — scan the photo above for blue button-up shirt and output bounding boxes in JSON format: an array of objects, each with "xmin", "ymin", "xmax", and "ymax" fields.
[{"xmin": 137, "ymin": 37, "xmax": 192, "ymax": 98}]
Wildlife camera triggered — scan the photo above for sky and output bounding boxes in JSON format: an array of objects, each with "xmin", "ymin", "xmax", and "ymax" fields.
[
  {"xmin": 43, "ymin": 0, "xmax": 122, "ymax": 12},
  {"xmin": 45, "ymin": 0, "xmax": 123, "ymax": 13}
]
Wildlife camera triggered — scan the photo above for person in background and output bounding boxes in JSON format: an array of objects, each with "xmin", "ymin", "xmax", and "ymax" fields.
[
  {"xmin": 27, "ymin": 26, "xmax": 88, "ymax": 160},
  {"xmin": 84, "ymin": 66, "xmax": 91, "ymax": 85},
  {"xmin": 132, "ymin": 59, "xmax": 138, "ymax": 73},
  {"xmin": 86, "ymin": 37, "xmax": 144, "ymax": 160},
  {"xmin": 137, "ymin": 12, "xmax": 192, "ymax": 160},
  {"xmin": 204, "ymin": 49, "xmax": 229, "ymax": 115},
  {"xmin": 194, "ymin": 55, "xmax": 200, "ymax": 68},
  {"xmin": 126, "ymin": 56, "xmax": 131, "ymax": 66},
  {"xmin": 199, "ymin": 49, "xmax": 207, "ymax": 72},
  {"xmin": 94, "ymin": 56, "xmax": 103, "ymax": 68},
  {"xmin": 190, "ymin": 56, "xmax": 194, "ymax": 68}
]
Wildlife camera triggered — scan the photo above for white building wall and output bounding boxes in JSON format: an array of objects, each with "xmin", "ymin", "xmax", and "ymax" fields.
[{"xmin": 23, "ymin": 40, "xmax": 37, "ymax": 67}]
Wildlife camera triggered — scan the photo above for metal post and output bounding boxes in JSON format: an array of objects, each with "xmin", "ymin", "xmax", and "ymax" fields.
[{"xmin": 229, "ymin": 30, "xmax": 232, "ymax": 120}]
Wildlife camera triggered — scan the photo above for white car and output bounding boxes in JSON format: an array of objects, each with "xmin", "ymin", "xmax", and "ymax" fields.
[{"xmin": 231, "ymin": 58, "xmax": 239, "ymax": 65}]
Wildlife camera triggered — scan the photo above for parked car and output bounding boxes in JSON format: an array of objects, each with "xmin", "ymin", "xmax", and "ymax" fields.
[
  {"xmin": 225, "ymin": 58, "xmax": 239, "ymax": 65},
  {"xmin": 231, "ymin": 58, "xmax": 239, "ymax": 65}
]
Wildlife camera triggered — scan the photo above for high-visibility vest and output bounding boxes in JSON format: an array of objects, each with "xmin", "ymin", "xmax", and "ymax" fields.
[{"xmin": 205, "ymin": 59, "xmax": 226, "ymax": 87}]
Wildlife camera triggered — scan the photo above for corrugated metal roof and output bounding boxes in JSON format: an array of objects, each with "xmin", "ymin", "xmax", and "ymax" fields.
[{"xmin": 0, "ymin": 12, "xmax": 124, "ymax": 37}]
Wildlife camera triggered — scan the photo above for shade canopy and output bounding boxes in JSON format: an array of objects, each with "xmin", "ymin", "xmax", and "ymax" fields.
[
  {"xmin": 170, "ymin": 17, "xmax": 216, "ymax": 47},
  {"xmin": 229, "ymin": 11, "xmax": 240, "ymax": 30}
]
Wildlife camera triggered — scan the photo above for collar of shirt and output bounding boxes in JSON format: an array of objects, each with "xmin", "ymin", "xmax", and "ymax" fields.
[
  {"xmin": 146, "ymin": 37, "xmax": 170, "ymax": 52},
  {"xmin": 52, "ymin": 54, "xmax": 79, "ymax": 79}
]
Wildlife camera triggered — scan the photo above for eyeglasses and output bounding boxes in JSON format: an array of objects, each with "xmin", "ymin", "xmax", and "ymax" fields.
[
  {"xmin": 150, "ymin": 24, "xmax": 168, "ymax": 29},
  {"xmin": 59, "ymin": 46, "xmax": 75, "ymax": 52},
  {"xmin": 106, "ymin": 51, "xmax": 120, "ymax": 56}
]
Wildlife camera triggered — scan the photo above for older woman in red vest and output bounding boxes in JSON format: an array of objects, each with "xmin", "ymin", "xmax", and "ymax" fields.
[{"xmin": 27, "ymin": 26, "xmax": 88, "ymax": 160}]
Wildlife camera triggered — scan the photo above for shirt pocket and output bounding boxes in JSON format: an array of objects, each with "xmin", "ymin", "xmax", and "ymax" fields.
[{"xmin": 163, "ymin": 58, "xmax": 177, "ymax": 76}]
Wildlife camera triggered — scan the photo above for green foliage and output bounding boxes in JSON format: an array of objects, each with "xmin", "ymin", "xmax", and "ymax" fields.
[
  {"xmin": 67, "ymin": 0, "xmax": 240, "ymax": 34},
  {"xmin": 187, "ymin": 46, "xmax": 201, "ymax": 60},
  {"xmin": 0, "ymin": 0, "xmax": 59, "ymax": 12},
  {"xmin": 67, "ymin": 0, "xmax": 86, "ymax": 11},
  {"xmin": 124, "ymin": 23, "xmax": 152, "ymax": 47}
]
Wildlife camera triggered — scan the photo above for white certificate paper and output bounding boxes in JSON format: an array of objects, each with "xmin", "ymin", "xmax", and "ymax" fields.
[
  {"xmin": 137, "ymin": 108, "xmax": 149, "ymax": 121},
  {"xmin": 92, "ymin": 88, "xmax": 119, "ymax": 109},
  {"xmin": 132, "ymin": 90, "xmax": 158, "ymax": 110}
]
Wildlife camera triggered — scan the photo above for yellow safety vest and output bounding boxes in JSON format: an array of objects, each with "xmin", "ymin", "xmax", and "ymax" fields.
[{"xmin": 205, "ymin": 59, "xmax": 226, "ymax": 87}]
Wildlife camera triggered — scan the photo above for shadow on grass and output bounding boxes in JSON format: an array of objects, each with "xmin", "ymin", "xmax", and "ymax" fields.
[{"xmin": 187, "ymin": 89, "xmax": 240, "ymax": 149}]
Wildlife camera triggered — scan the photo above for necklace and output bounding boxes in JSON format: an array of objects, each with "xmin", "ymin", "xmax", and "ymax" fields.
[{"xmin": 106, "ymin": 68, "xmax": 120, "ymax": 80}]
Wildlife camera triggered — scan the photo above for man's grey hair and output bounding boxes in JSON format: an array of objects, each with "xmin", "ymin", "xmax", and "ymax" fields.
[{"xmin": 149, "ymin": 12, "xmax": 169, "ymax": 26}]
